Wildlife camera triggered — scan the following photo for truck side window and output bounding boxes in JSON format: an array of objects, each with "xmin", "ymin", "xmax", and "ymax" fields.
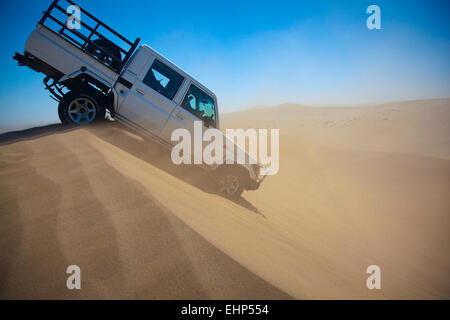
[
  {"xmin": 181, "ymin": 84, "xmax": 216, "ymax": 127},
  {"xmin": 143, "ymin": 59, "xmax": 184, "ymax": 100}
]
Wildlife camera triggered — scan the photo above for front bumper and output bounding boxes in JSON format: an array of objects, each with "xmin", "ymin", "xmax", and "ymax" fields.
[{"xmin": 247, "ymin": 173, "xmax": 267, "ymax": 190}]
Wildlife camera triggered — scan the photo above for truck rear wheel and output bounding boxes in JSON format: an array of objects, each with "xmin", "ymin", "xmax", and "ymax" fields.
[
  {"xmin": 216, "ymin": 166, "xmax": 245, "ymax": 200},
  {"xmin": 58, "ymin": 90, "xmax": 105, "ymax": 125}
]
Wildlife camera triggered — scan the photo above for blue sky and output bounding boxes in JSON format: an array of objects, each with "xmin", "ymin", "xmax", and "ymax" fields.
[{"xmin": 0, "ymin": 0, "xmax": 449, "ymax": 131}]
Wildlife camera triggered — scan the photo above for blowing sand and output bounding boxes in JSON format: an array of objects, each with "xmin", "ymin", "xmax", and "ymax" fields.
[{"xmin": 0, "ymin": 99, "xmax": 449, "ymax": 299}]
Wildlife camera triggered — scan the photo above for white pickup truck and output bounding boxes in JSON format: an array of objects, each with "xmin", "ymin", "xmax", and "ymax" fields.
[{"xmin": 14, "ymin": 0, "xmax": 265, "ymax": 199}]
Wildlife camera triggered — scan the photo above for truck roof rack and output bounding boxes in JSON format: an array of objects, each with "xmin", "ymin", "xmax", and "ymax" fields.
[{"xmin": 38, "ymin": 0, "xmax": 140, "ymax": 73}]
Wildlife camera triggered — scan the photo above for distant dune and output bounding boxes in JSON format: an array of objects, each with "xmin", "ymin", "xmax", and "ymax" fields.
[{"xmin": 1, "ymin": 99, "xmax": 449, "ymax": 299}]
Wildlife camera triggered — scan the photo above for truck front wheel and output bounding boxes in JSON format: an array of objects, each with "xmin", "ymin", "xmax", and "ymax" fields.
[
  {"xmin": 59, "ymin": 90, "xmax": 105, "ymax": 125},
  {"xmin": 216, "ymin": 167, "xmax": 245, "ymax": 200}
]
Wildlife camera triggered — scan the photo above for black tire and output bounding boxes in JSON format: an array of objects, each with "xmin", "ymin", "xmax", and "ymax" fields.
[
  {"xmin": 58, "ymin": 101, "xmax": 70, "ymax": 124},
  {"xmin": 216, "ymin": 166, "xmax": 246, "ymax": 200},
  {"xmin": 58, "ymin": 89, "xmax": 105, "ymax": 125}
]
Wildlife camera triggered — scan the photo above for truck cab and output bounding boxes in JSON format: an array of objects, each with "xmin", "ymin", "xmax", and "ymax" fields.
[{"xmin": 114, "ymin": 45, "xmax": 219, "ymax": 148}]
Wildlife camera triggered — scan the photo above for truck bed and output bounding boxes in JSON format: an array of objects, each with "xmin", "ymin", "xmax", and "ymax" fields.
[
  {"xmin": 25, "ymin": 25, "xmax": 119, "ymax": 88},
  {"xmin": 15, "ymin": 0, "xmax": 140, "ymax": 87}
]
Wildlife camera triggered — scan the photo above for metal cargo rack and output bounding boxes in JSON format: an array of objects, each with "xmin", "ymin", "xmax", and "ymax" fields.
[{"xmin": 38, "ymin": 0, "xmax": 141, "ymax": 74}]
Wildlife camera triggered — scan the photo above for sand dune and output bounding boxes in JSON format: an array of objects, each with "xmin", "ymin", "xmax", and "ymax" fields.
[{"xmin": 1, "ymin": 99, "xmax": 449, "ymax": 299}]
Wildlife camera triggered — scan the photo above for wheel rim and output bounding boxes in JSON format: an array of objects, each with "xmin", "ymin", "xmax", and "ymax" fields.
[
  {"xmin": 68, "ymin": 98, "xmax": 96, "ymax": 124},
  {"xmin": 218, "ymin": 174, "xmax": 240, "ymax": 196}
]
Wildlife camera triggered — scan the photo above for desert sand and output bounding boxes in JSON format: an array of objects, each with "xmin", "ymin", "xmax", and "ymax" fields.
[{"xmin": 0, "ymin": 98, "xmax": 449, "ymax": 299}]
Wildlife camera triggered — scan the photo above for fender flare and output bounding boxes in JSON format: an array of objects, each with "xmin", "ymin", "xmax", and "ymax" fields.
[{"xmin": 58, "ymin": 68, "xmax": 112, "ymax": 92}]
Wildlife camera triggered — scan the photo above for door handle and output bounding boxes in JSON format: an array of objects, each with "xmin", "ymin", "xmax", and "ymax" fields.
[
  {"xmin": 135, "ymin": 88, "xmax": 145, "ymax": 95},
  {"xmin": 175, "ymin": 112, "xmax": 184, "ymax": 120}
]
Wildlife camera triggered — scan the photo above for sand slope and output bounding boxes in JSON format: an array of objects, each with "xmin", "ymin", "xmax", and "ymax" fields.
[{"xmin": 1, "ymin": 99, "xmax": 449, "ymax": 299}]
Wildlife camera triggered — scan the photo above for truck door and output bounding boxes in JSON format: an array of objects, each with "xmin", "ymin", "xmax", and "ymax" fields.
[
  {"xmin": 117, "ymin": 57, "xmax": 184, "ymax": 136},
  {"xmin": 160, "ymin": 83, "xmax": 218, "ymax": 157}
]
